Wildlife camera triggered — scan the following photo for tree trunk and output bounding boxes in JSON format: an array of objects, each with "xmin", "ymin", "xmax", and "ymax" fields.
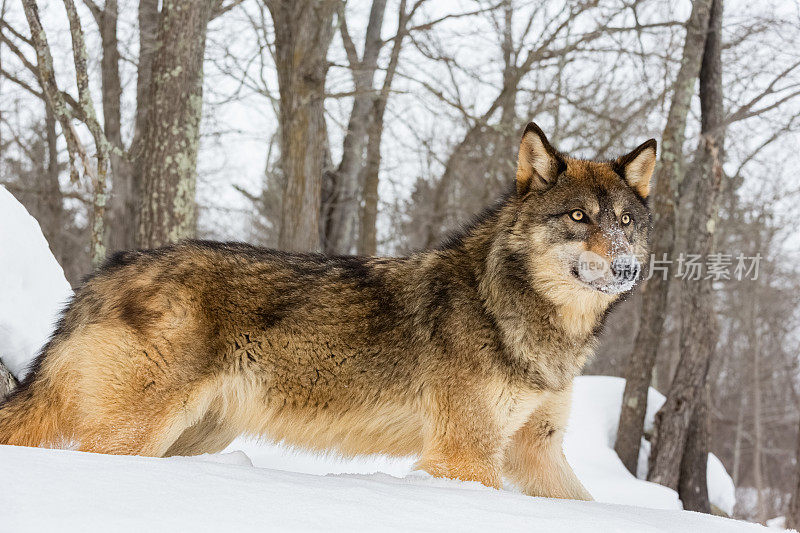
[
  {"xmin": 104, "ymin": 0, "xmax": 157, "ymax": 252},
  {"xmin": 647, "ymin": 0, "xmax": 724, "ymax": 492},
  {"xmin": 731, "ymin": 394, "xmax": 745, "ymax": 486},
  {"xmin": 92, "ymin": 0, "xmax": 133, "ymax": 254},
  {"xmin": 358, "ymin": 0, "xmax": 409, "ymax": 256},
  {"xmin": 424, "ymin": 126, "xmax": 479, "ymax": 249},
  {"xmin": 614, "ymin": 0, "xmax": 713, "ymax": 475},
  {"xmin": 678, "ymin": 386, "xmax": 711, "ymax": 513},
  {"xmin": 41, "ymin": 103, "xmax": 66, "ymax": 261},
  {"xmin": 753, "ymin": 336, "xmax": 766, "ymax": 523},
  {"xmin": 132, "ymin": 0, "xmax": 159, "ymax": 156},
  {"xmin": 267, "ymin": 0, "xmax": 338, "ymax": 252},
  {"xmin": 357, "ymin": 103, "xmax": 384, "ymax": 256},
  {"xmin": 323, "ymin": 0, "xmax": 387, "ymax": 254},
  {"xmin": 786, "ymin": 417, "xmax": 800, "ymax": 530},
  {"xmin": 137, "ymin": 0, "xmax": 215, "ymax": 248}
]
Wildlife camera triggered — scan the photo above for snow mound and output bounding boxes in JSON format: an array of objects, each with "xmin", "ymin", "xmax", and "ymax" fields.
[
  {"xmin": 565, "ymin": 376, "xmax": 680, "ymax": 509},
  {"xmin": 0, "ymin": 445, "xmax": 772, "ymax": 532},
  {"xmin": 174, "ymin": 450, "xmax": 254, "ymax": 467},
  {"xmin": 708, "ymin": 452, "xmax": 737, "ymax": 516},
  {"xmin": 565, "ymin": 376, "xmax": 735, "ymax": 515},
  {"xmin": 0, "ymin": 185, "xmax": 72, "ymax": 379}
]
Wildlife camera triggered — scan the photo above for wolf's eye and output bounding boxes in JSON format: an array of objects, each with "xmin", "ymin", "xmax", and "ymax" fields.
[
  {"xmin": 621, "ymin": 213, "xmax": 632, "ymax": 226},
  {"xmin": 569, "ymin": 209, "xmax": 586, "ymax": 222}
]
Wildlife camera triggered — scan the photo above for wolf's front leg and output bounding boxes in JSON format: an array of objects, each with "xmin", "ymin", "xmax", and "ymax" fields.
[
  {"xmin": 416, "ymin": 391, "xmax": 505, "ymax": 490},
  {"xmin": 503, "ymin": 387, "xmax": 592, "ymax": 501}
]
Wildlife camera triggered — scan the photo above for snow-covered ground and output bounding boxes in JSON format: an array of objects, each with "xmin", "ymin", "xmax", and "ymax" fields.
[
  {"xmin": 0, "ymin": 186, "xmax": 781, "ymax": 531},
  {"xmin": 0, "ymin": 443, "xmax": 771, "ymax": 533}
]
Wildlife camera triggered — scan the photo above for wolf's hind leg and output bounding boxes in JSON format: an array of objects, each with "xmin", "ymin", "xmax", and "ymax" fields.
[
  {"xmin": 76, "ymin": 377, "xmax": 220, "ymax": 457},
  {"xmin": 163, "ymin": 401, "xmax": 241, "ymax": 457},
  {"xmin": 503, "ymin": 387, "xmax": 592, "ymax": 501}
]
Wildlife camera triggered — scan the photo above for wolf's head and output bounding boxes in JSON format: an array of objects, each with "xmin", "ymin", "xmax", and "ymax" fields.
[{"xmin": 506, "ymin": 122, "xmax": 655, "ymax": 305}]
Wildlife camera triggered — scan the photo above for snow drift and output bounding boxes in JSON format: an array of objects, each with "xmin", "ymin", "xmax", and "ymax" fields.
[
  {"xmin": 0, "ymin": 444, "xmax": 771, "ymax": 532},
  {"xmin": 0, "ymin": 185, "xmax": 72, "ymax": 379}
]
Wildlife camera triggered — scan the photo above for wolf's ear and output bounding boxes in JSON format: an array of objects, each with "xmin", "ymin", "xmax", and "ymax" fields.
[
  {"xmin": 616, "ymin": 139, "xmax": 657, "ymax": 199},
  {"xmin": 516, "ymin": 122, "xmax": 565, "ymax": 196}
]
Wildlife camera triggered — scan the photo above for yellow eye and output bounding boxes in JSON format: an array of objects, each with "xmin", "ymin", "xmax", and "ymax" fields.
[
  {"xmin": 621, "ymin": 213, "xmax": 632, "ymax": 226},
  {"xmin": 570, "ymin": 209, "xmax": 585, "ymax": 222}
]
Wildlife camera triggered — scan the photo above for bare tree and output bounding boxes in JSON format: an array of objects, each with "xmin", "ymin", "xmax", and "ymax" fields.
[
  {"xmin": 322, "ymin": 0, "xmax": 388, "ymax": 254},
  {"xmin": 137, "ymin": 0, "xmax": 217, "ymax": 248},
  {"xmin": 678, "ymin": 386, "xmax": 711, "ymax": 512},
  {"xmin": 81, "ymin": 0, "xmax": 159, "ymax": 253},
  {"xmin": 266, "ymin": 0, "xmax": 339, "ymax": 252},
  {"xmin": 787, "ymin": 421, "xmax": 800, "ymax": 529},
  {"xmin": 357, "ymin": 0, "xmax": 415, "ymax": 255},
  {"xmin": 22, "ymin": 0, "xmax": 111, "ymax": 266},
  {"xmin": 413, "ymin": 1, "xmax": 677, "ymax": 250},
  {"xmin": 648, "ymin": 0, "xmax": 725, "ymax": 498},
  {"xmin": 82, "ymin": 0, "xmax": 128, "ymax": 252},
  {"xmin": 614, "ymin": 0, "xmax": 713, "ymax": 475}
]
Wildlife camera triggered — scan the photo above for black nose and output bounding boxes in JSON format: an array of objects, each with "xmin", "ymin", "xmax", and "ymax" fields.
[{"xmin": 611, "ymin": 257, "xmax": 641, "ymax": 282}]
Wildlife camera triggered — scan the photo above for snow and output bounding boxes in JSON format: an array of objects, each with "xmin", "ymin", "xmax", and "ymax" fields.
[
  {"xmin": 565, "ymin": 377, "xmax": 681, "ymax": 509},
  {"xmin": 0, "ymin": 444, "xmax": 773, "ymax": 532},
  {"xmin": 709, "ymin": 452, "xmax": 738, "ymax": 516},
  {"xmin": 767, "ymin": 517, "xmax": 789, "ymax": 530},
  {"xmin": 564, "ymin": 376, "xmax": 736, "ymax": 516},
  {"xmin": 0, "ymin": 375, "xmax": 763, "ymax": 532},
  {"xmin": 0, "ymin": 185, "xmax": 72, "ymax": 379}
]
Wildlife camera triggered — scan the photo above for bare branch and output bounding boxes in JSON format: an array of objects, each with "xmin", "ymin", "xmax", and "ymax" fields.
[
  {"xmin": 0, "ymin": 27, "xmax": 38, "ymax": 73},
  {"xmin": 21, "ymin": 0, "xmax": 82, "ymax": 182},
  {"xmin": 63, "ymin": 0, "xmax": 110, "ymax": 265},
  {"xmin": 386, "ymin": 0, "xmax": 502, "ymax": 42},
  {"xmin": 81, "ymin": 0, "xmax": 102, "ymax": 24},
  {"xmin": 0, "ymin": 66, "xmax": 43, "ymax": 98},
  {"xmin": 339, "ymin": 7, "xmax": 360, "ymax": 70},
  {"xmin": 0, "ymin": 18, "xmax": 32, "ymax": 45},
  {"xmin": 212, "ymin": 0, "xmax": 246, "ymax": 20}
]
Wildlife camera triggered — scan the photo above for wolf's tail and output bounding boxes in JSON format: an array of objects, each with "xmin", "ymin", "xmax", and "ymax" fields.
[{"xmin": 0, "ymin": 370, "xmax": 64, "ymax": 448}]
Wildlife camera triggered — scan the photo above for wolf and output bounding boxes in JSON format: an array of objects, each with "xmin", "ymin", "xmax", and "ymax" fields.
[{"xmin": 0, "ymin": 123, "xmax": 655, "ymax": 500}]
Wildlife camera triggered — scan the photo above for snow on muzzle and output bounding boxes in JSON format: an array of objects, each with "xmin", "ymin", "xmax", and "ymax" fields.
[{"xmin": 575, "ymin": 251, "xmax": 641, "ymax": 294}]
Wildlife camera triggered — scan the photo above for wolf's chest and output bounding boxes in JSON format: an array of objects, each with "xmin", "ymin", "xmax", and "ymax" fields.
[{"xmin": 502, "ymin": 335, "xmax": 596, "ymax": 392}]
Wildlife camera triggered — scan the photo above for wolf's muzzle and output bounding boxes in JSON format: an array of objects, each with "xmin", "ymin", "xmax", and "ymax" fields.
[{"xmin": 611, "ymin": 256, "xmax": 641, "ymax": 283}]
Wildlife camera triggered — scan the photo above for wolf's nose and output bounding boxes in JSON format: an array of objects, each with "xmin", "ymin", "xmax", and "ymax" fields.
[{"xmin": 611, "ymin": 256, "xmax": 640, "ymax": 282}]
